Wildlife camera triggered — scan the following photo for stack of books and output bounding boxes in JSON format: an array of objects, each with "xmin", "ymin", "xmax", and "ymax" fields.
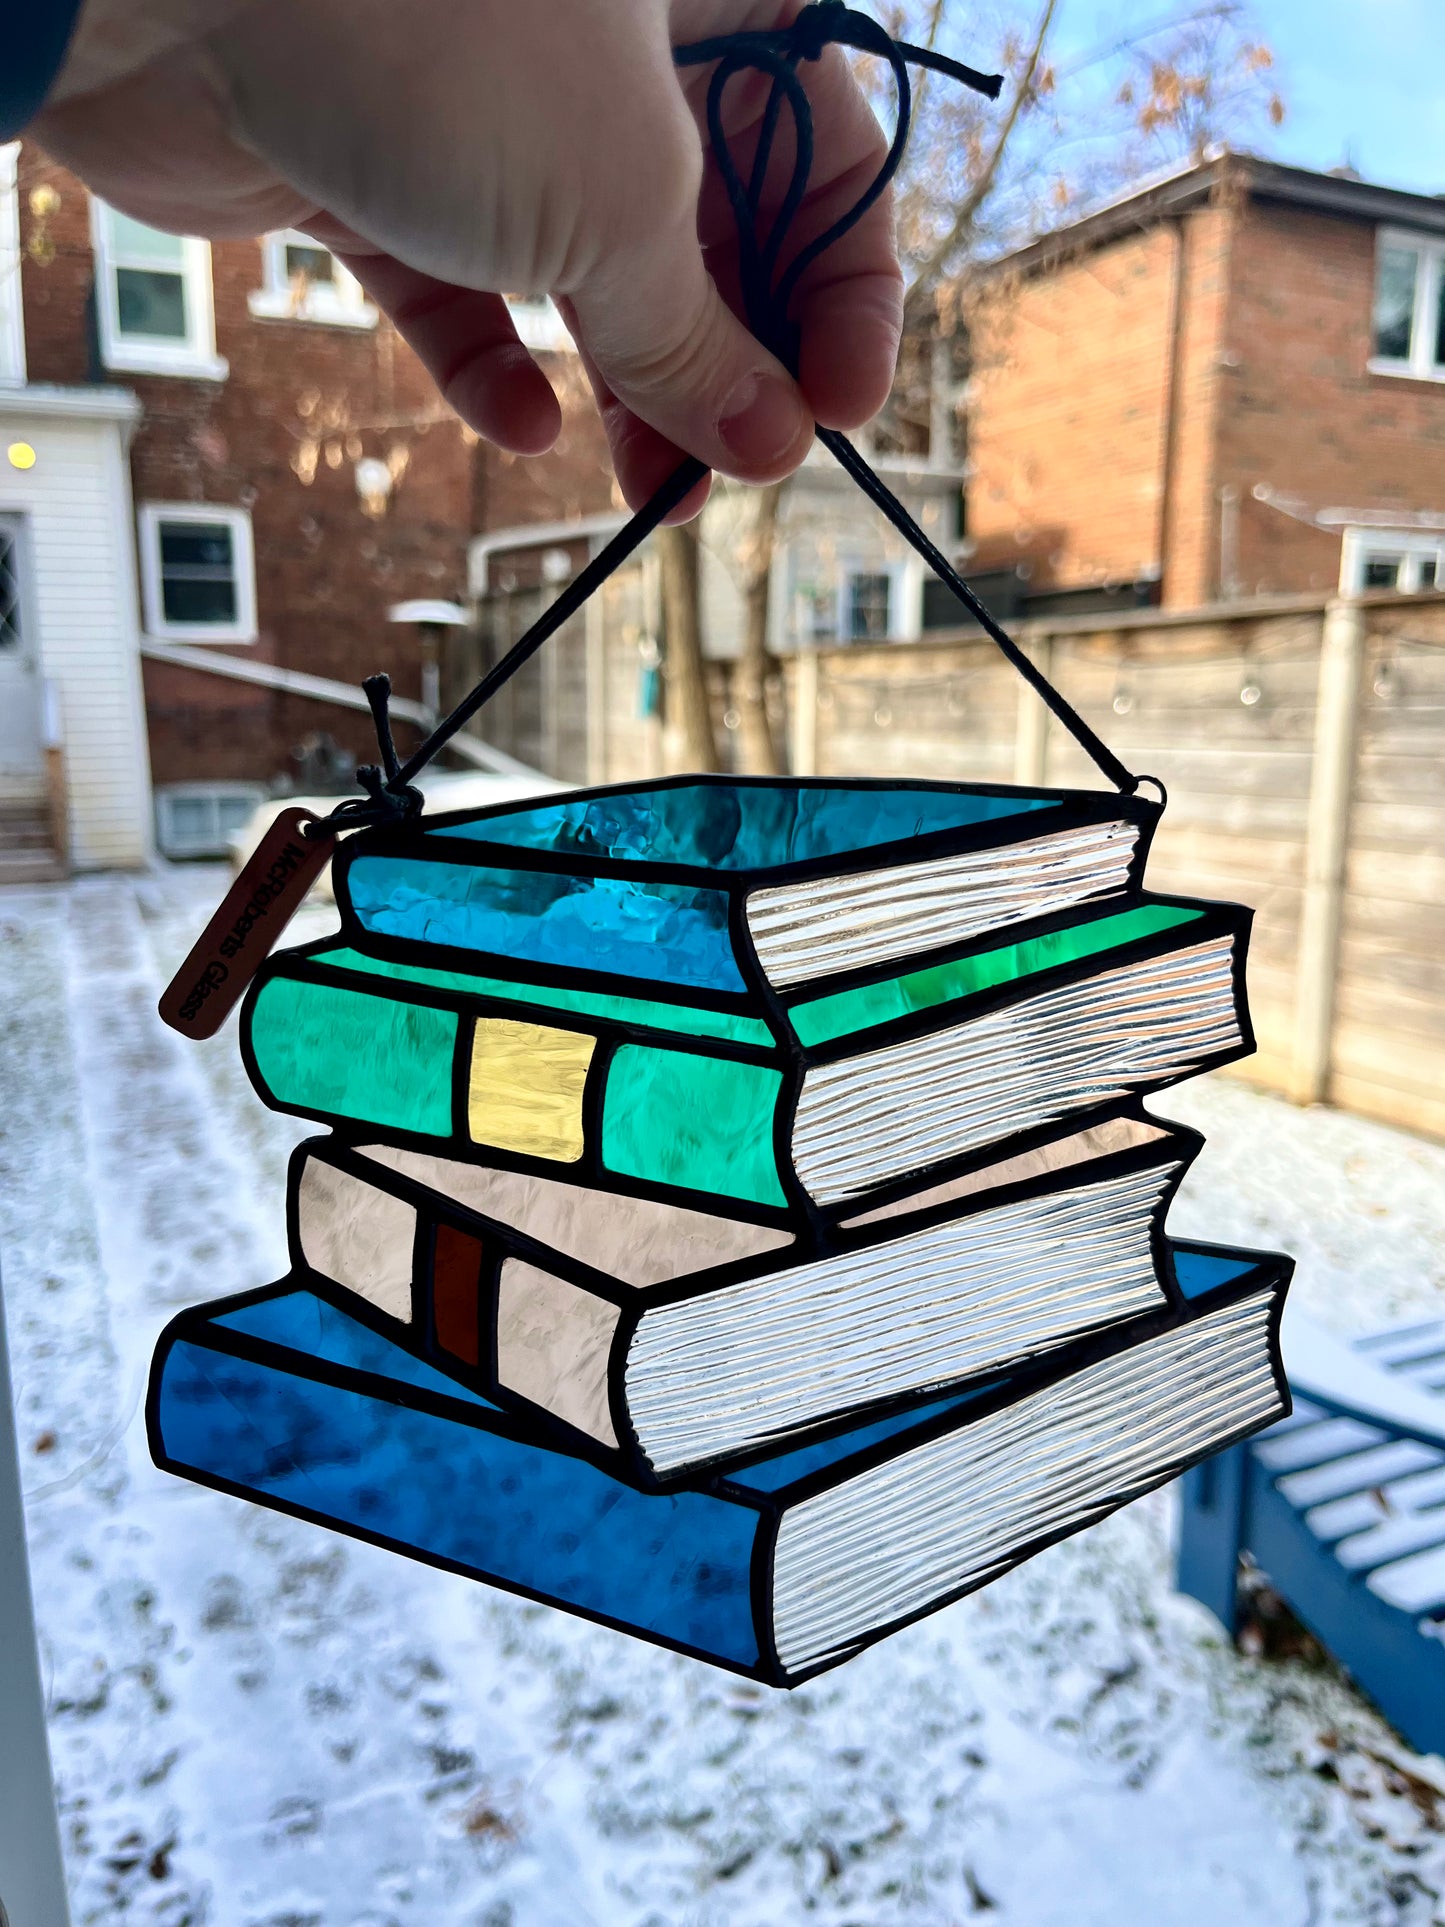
[{"xmin": 150, "ymin": 777, "xmax": 1292, "ymax": 1684}]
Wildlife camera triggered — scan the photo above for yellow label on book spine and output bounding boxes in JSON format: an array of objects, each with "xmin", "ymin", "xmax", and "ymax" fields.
[{"xmin": 467, "ymin": 1018, "xmax": 594, "ymax": 1162}]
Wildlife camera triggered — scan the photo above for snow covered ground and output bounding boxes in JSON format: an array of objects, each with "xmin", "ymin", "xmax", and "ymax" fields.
[{"xmin": 2, "ymin": 864, "xmax": 1445, "ymax": 1927}]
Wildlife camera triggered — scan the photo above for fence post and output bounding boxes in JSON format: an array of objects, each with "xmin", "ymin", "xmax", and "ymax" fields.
[
  {"xmin": 1293, "ymin": 597, "xmax": 1366, "ymax": 1105},
  {"xmin": 0, "ymin": 1261, "xmax": 71, "ymax": 1927},
  {"xmin": 791, "ymin": 647, "xmax": 819, "ymax": 777},
  {"xmin": 1014, "ymin": 633, "xmax": 1053, "ymax": 786}
]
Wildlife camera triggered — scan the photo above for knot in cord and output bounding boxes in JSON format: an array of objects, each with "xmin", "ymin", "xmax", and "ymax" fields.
[
  {"xmin": 308, "ymin": 672, "xmax": 422, "ymax": 837},
  {"xmin": 678, "ymin": 4, "xmax": 999, "ymax": 376},
  {"xmin": 788, "ymin": 0, "xmax": 848, "ymax": 64}
]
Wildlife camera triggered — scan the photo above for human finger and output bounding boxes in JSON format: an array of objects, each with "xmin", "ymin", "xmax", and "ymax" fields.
[
  {"xmin": 555, "ymin": 297, "xmax": 713, "ymax": 523},
  {"xmin": 330, "ymin": 246, "xmax": 563, "ymax": 456}
]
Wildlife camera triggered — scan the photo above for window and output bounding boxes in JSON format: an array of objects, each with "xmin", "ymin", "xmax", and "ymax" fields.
[
  {"xmin": 1341, "ymin": 527, "xmax": 1445, "ymax": 594},
  {"xmin": 0, "ymin": 519, "xmax": 22, "ymax": 650},
  {"xmin": 92, "ymin": 200, "xmax": 225, "ymax": 378},
  {"xmin": 155, "ymin": 783, "xmax": 267, "ymax": 858},
  {"xmin": 1370, "ymin": 227, "xmax": 1445, "ymax": 380},
  {"xmin": 790, "ymin": 560, "xmax": 913, "ymax": 645},
  {"xmin": 249, "ymin": 231, "xmax": 377, "ymax": 328},
  {"xmin": 846, "ymin": 571, "xmax": 894, "ymax": 641},
  {"xmin": 0, "ymin": 143, "xmax": 24, "ymax": 383},
  {"xmin": 138, "ymin": 504, "xmax": 257, "ymax": 642}
]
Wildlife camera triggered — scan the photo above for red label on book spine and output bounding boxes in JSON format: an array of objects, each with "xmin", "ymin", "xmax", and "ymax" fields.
[{"xmin": 158, "ymin": 808, "xmax": 336, "ymax": 1040}]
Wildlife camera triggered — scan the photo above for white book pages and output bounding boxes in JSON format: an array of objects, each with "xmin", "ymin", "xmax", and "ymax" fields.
[
  {"xmin": 626, "ymin": 1161, "xmax": 1179, "ymax": 1474},
  {"xmin": 746, "ymin": 820, "xmax": 1141, "ymax": 987},
  {"xmin": 771, "ymin": 1288, "xmax": 1281, "ymax": 1674},
  {"xmin": 793, "ymin": 936, "xmax": 1239, "ymax": 1204}
]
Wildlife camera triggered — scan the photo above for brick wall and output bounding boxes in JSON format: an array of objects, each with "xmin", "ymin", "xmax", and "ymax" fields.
[
  {"xmin": 1217, "ymin": 199, "xmax": 1445, "ymax": 597},
  {"xmin": 966, "ymin": 224, "xmax": 1180, "ymax": 595},
  {"xmin": 16, "ymin": 144, "xmax": 608, "ymax": 795},
  {"xmin": 965, "ymin": 170, "xmax": 1445, "ymax": 615},
  {"xmin": 472, "ymin": 355, "xmax": 617, "ymax": 537}
]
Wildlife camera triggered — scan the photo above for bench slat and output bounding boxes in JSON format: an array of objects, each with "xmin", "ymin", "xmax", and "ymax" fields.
[
  {"xmin": 1355, "ymin": 1320, "xmax": 1445, "ymax": 1360},
  {"xmin": 1335, "ymin": 1509, "xmax": 1445, "ymax": 1571},
  {"xmin": 1305, "ymin": 1464, "xmax": 1445, "ymax": 1545},
  {"xmin": 1306, "ymin": 1492, "xmax": 1388, "ymax": 1540},
  {"xmin": 1254, "ymin": 1417, "xmax": 1387, "ymax": 1472},
  {"xmin": 1276, "ymin": 1440, "xmax": 1444, "ymax": 1507},
  {"xmin": 1366, "ymin": 1544, "xmax": 1445, "ymax": 1615}
]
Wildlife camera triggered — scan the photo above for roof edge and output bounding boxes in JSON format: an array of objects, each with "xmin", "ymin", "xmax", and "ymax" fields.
[{"xmin": 985, "ymin": 153, "xmax": 1445, "ymax": 281}]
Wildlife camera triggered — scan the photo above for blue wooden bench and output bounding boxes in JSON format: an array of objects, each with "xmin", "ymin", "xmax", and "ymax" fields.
[{"xmin": 1177, "ymin": 1308, "xmax": 1445, "ymax": 1756}]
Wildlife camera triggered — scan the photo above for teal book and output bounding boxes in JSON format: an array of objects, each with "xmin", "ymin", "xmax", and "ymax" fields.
[
  {"xmin": 243, "ymin": 890, "xmax": 1253, "ymax": 1217},
  {"xmin": 149, "ymin": 1242, "xmax": 1291, "ymax": 1685}
]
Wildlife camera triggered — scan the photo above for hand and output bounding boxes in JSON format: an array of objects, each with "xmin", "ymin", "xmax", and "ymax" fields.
[{"xmin": 34, "ymin": 0, "xmax": 902, "ymax": 520}]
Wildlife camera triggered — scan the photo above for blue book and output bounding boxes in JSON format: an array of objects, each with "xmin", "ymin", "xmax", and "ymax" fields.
[
  {"xmin": 331, "ymin": 777, "xmax": 1160, "ymax": 998},
  {"xmin": 149, "ymin": 1243, "xmax": 1290, "ymax": 1685}
]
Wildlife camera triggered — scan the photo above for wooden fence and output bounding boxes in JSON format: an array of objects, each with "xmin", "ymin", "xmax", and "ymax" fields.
[
  {"xmin": 470, "ymin": 585, "xmax": 1445, "ymax": 1145},
  {"xmin": 786, "ymin": 593, "xmax": 1445, "ymax": 1141}
]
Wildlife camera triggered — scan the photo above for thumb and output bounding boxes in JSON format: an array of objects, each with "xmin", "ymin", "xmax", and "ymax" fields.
[{"xmin": 565, "ymin": 207, "xmax": 814, "ymax": 484}]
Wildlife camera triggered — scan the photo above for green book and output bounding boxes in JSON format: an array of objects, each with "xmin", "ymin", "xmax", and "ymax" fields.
[{"xmin": 244, "ymin": 894, "xmax": 1253, "ymax": 1220}]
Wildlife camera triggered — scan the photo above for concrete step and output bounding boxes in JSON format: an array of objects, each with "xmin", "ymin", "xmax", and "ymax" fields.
[
  {"xmin": 0, "ymin": 793, "xmax": 65, "ymax": 877},
  {"xmin": 0, "ymin": 820, "xmax": 54, "ymax": 849},
  {"xmin": 0, "ymin": 848, "xmax": 66, "ymax": 886}
]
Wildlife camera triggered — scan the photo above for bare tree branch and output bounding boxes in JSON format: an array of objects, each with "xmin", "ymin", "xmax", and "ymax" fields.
[{"xmin": 901, "ymin": 0, "xmax": 1060, "ymax": 325}]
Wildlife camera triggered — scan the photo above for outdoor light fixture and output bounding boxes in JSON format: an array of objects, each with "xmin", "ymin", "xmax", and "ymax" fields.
[
  {"xmin": 354, "ymin": 456, "xmax": 392, "ymax": 518},
  {"xmin": 6, "ymin": 442, "xmax": 36, "ymax": 471}
]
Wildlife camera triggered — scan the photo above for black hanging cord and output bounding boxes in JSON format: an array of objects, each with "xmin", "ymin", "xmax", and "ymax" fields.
[{"xmin": 316, "ymin": 1, "xmax": 1141, "ymax": 836}]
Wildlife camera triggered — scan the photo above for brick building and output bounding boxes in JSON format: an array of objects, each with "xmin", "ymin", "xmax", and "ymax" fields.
[
  {"xmin": 0, "ymin": 139, "xmax": 603, "ymax": 868},
  {"xmin": 964, "ymin": 154, "xmax": 1445, "ymax": 618}
]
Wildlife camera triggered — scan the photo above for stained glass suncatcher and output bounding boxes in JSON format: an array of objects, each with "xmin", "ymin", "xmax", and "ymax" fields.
[{"xmin": 151, "ymin": 775, "xmax": 1293, "ymax": 1679}]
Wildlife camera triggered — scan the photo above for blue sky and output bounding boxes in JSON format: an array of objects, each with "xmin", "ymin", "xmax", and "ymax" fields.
[{"xmin": 1049, "ymin": 0, "xmax": 1445, "ymax": 193}]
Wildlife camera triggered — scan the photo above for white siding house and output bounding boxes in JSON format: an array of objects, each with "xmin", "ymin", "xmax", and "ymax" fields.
[{"xmin": 0, "ymin": 143, "xmax": 152, "ymax": 872}]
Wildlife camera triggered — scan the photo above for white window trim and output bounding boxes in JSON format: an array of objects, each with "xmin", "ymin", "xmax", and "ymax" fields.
[
  {"xmin": 0, "ymin": 143, "xmax": 25, "ymax": 385},
  {"xmin": 248, "ymin": 231, "xmax": 378, "ymax": 329},
  {"xmin": 1369, "ymin": 225, "xmax": 1445, "ymax": 383},
  {"xmin": 1341, "ymin": 526, "xmax": 1445, "ymax": 594},
  {"xmin": 506, "ymin": 297, "xmax": 574, "ymax": 352},
  {"xmin": 92, "ymin": 198, "xmax": 227, "ymax": 380},
  {"xmin": 138, "ymin": 502, "xmax": 258, "ymax": 643}
]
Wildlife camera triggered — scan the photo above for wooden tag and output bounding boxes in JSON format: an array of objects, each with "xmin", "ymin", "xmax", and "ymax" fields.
[{"xmin": 159, "ymin": 808, "xmax": 337, "ymax": 1039}]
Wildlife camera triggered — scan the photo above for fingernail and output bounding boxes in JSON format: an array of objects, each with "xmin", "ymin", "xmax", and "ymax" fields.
[{"xmin": 717, "ymin": 371, "xmax": 808, "ymax": 471}]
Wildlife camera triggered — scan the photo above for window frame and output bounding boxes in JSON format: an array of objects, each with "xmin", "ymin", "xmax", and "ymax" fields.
[
  {"xmin": 248, "ymin": 230, "xmax": 378, "ymax": 329},
  {"xmin": 0, "ymin": 143, "xmax": 25, "ymax": 384},
  {"xmin": 155, "ymin": 781, "xmax": 268, "ymax": 859},
  {"xmin": 1369, "ymin": 225, "xmax": 1445, "ymax": 382},
  {"xmin": 1341, "ymin": 526, "xmax": 1445, "ymax": 595},
  {"xmin": 836, "ymin": 560, "xmax": 911, "ymax": 643},
  {"xmin": 91, "ymin": 198, "xmax": 227, "ymax": 379},
  {"xmin": 137, "ymin": 502, "xmax": 258, "ymax": 644}
]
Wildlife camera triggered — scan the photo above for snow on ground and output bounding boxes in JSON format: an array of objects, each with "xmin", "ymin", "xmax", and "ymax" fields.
[{"xmin": 2, "ymin": 865, "xmax": 1445, "ymax": 1927}]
